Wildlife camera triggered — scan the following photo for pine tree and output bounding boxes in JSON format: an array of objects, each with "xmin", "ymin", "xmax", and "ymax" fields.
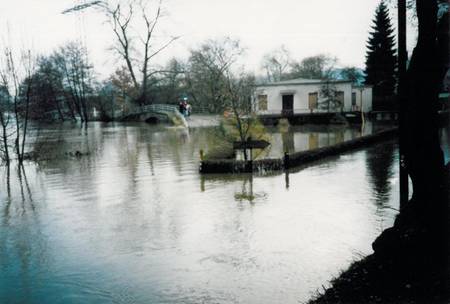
[{"xmin": 364, "ymin": 1, "xmax": 397, "ymax": 110}]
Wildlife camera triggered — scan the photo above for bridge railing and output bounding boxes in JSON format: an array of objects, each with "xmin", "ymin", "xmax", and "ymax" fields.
[
  {"xmin": 142, "ymin": 104, "xmax": 178, "ymax": 113},
  {"xmin": 120, "ymin": 104, "xmax": 179, "ymax": 117}
]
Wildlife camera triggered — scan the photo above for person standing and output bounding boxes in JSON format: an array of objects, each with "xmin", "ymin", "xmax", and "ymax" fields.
[
  {"xmin": 186, "ymin": 103, "xmax": 192, "ymax": 117},
  {"xmin": 179, "ymin": 100, "xmax": 185, "ymax": 115}
]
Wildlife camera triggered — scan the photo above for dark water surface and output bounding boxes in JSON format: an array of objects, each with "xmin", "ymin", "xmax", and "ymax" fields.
[{"xmin": 0, "ymin": 121, "xmax": 401, "ymax": 304}]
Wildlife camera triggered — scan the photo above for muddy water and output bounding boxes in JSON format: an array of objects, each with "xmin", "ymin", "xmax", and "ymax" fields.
[{"xmin": 0, "ymin": 121, "xmax": 401, "ymax": 304}]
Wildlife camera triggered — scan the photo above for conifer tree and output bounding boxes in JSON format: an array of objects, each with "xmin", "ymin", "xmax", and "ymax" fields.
[{"xmin": 364, "ymin": 1, "xmax": 397, "ymax": 110}]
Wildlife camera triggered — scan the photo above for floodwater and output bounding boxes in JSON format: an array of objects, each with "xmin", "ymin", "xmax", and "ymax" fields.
[
  {"xmin": 265, "ymin": 122, "xmax": 387, "ymax": 158},
  {"xmin": 0, "ymin": 119, "xmax": 402, "ymax": 304}
]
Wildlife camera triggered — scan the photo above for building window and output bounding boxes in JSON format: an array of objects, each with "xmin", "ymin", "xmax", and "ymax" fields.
[
  {"xmin": 308, "ymin": 92, "xmax": 318, "ymax": 110},
  {"xmin": 258, "ymin": 95, "xmax": 268, "ymax": 111}
]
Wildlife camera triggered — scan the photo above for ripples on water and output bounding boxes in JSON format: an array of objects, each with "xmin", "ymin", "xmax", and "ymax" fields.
[{"xmin": 0, "ymin": 121, "xmax": 402, "ymax": 304}]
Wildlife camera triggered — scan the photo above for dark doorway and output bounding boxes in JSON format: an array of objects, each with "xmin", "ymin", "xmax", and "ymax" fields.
[
  {"xmin": 282, "ymin": 94, "xmax": 294, "ymax": 116},
  {"xmin": 145, "ymin": 117, "xmax": 160, "ymax": 124}
]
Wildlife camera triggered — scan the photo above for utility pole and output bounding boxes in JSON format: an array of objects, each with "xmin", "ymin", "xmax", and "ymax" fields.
[
  {"xmin": 359, "ymin": 87, "xmax": 365, "ymax": 129},
  {"xmin": 398, "ymin": 0, "xmax": 408, "ymax": 209}
]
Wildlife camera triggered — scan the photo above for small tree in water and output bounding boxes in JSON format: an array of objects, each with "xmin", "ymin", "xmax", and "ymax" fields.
[
  {"xmin": 319, "ymin": 80, "xmax": 343, "ymax": 113},
  {"xmin": 0, "ymin": 85, "xmax": 12, "ymax": 165},
  {"xmin": 0, "ymin": 46, "xmax": 36, "ymax": 164},
  {"xmin": 195, "ymin": 38, "xmax": 269, "ymax": 160},
  {"xmin": 222, "ymin": 72, "xmax": 270, "ymax": 161}
]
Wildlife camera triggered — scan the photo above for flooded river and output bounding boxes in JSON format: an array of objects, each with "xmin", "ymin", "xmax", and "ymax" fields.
[{"xmin": 0, "ymin": 119, "xmax": 402, "ymax": 303}]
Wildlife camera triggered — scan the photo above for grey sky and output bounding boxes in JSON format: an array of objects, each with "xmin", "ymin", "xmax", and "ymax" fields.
[{"xmin": 1, "ymin": 0, "xmax": 416, "ymax": 78}]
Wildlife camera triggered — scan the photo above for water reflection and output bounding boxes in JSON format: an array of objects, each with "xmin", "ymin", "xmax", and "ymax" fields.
[
  {"xmin": 309, "ymin": 133, "xmax": 319, "ymax": 150},
  {"xmin": 281, "ymin": 131, "xmax": 295, "ymax": 154},
  {"xmin": 365, "ymin": 141, "xmax": 396, "ymax": 210},
  {"xmin": 267, "ymin": 122, "xmax": 384, "ymax": 158},
  {"xmin": 0, "ymin": 121, "xmax": 401, "ymax": 304},
  {"xmin": 285, "ymin": 172, "xmax": 290, "ymax": 189},
  {"xmin": 2, "ymin": 165, "xmax": 36, "ymax": 222},
  {"xmin": 0, "ymin": 165, "xmax": 49, "ymax": 304},
  {"xmin": 2, "ymin": 166, "xmax": 11, "ymax": 222}
]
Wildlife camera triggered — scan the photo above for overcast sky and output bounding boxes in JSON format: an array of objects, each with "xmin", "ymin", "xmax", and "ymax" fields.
[{"xmin": 0, "ymin": 0, "xmax": 416, "ymax": 78}]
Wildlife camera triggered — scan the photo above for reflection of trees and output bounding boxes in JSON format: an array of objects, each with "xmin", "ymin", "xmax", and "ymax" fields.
[
  {"xmin": 3, "ymin": 165, "xmax": 12, "ymax": 221},
  {"xmin": 17, "ymin": 165, "xmax": 35, "ymax": 213},
  {"xmin": 119, "ymin": 124, "xmax": 141, "ymax": 200},
  {"xmin": 365, "ymin": 141, "xmax": 396, "ymax": 208},
  {"xmin": 0, "ymin": 165, "xmax": 45, "ymax": 303},
  {"xmin": 166, "ymin": 128, "xmax": 190, "ymax": 174},
  {"xmin": 200, "ymin": 173, "xmax": 268, "ymax": 205},
  {"xmin": 234, "ymin": 175, "xmax": 255, "ymax": 204},
  {"xmin": 3, "ymin": 165, "xmax": 36, "ymax": 223}
]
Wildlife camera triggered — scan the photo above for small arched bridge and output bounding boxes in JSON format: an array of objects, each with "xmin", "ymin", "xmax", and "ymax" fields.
[{"xmin": 119, "ymin": 104, "xmax": 188, "ymax": 127}]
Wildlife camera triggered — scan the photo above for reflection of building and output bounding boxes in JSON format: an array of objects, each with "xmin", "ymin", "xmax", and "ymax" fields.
[
  {"xmin": 281, "ymin": 131, "xmax": 295, "ymax": 153},
  {"xmin": 308, "ymin": 133, "xmax": 319, "ymax": 150},
  {"xmin": 351, "ymin": 85, "xmax": 373, "ymax": 112},
  {"xmin": 267, "ymin": 123, "xmax": 375, "ymax": 158},
  {"xmin": 254, "ymin": 78, "xmax": 373, "ymax": 115}
]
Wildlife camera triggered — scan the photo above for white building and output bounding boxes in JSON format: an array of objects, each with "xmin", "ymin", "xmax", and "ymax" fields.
[{"xmin": 254, "ymin": 78, "xmax": 372, "ymax": 115}]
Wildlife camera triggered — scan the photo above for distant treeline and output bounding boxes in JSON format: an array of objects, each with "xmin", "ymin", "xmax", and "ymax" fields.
[
  {"xmin": 0, "ymin": 0, "xmax": 404, "ymax": 126},
  {"xmin": 0, "ymin": 41, "xmax": 368, "ymax": 124}
]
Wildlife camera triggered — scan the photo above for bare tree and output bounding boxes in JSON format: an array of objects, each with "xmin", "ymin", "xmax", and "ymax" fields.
[
  {"xmin": 0, "ymin": 46, "xmax": 36, "ymax": 164},
  {"xmin": 185, "ymin": 37, "xmax": 244, "ymax": 113},
  {"xmin": 17, "ymin": 51, "xmax": 35, "ymax": 163},
  {"xmin": 0, "ymin": 84, "xmax": 12, "ymax": 164},
  {"xmin": 53, "ymin": 42, "xmax": 93, "ymax": 122},
  {"xmin": 63, "ymin": 0, "xmax": 179, "ymax": 106},
  {"xmin": 153, "ymin": 58, "xmax": 185, "ymax": 104},
  {"xmin": 319, "ymin": 80, "xmax": 343, "ymax": 112},
  {"xmin": 222, "ymin": 71, "xmax": 270, "ymax": 161},
  {"xmin": 225, "ymin": 72, "xmax": 256, "ymax": 143},
  {"xmin": 289, "ymin": 54, "xmax": 337, "ymax": 80},
  {"xmin": 260, "ymin": 45, "xmax": 291, "ymax": 82}
]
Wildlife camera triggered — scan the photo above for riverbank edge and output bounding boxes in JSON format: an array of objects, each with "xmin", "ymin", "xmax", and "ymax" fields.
[
  {"xmin": 199, "ymin": 127, "xmax": 398, "ymax": 174},
  {"xmin": 308, "ymin": 165, "xmax": 450, "ymax": 304}
]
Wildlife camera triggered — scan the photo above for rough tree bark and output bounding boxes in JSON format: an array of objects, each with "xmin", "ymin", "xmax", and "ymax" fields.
[{"xmin": 404, "ymin": 0, "xmax": 447, "ymax": 210}]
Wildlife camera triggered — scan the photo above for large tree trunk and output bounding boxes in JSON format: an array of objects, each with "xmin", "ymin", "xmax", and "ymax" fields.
[
  {"xmin": 405, "ymin": 0, "xmax": 446, "ymax": 211},
  {"xmin": 370, "ymin": 1, "xmax": 449, "ymax": 286}
]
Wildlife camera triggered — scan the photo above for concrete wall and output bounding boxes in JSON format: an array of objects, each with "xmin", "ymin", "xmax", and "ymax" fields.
[{"xmin": 255, "ymin": 82, "xmax": 372, "ymax": 114}]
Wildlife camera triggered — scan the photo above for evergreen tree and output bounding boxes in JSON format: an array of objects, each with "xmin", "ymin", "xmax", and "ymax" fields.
[{"xmin": 364, "ymin": 1, "xmax": 397, "ymax": 110}]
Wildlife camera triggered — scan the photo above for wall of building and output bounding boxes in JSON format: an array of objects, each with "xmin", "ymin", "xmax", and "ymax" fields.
[
  {"xmin": 255, "ymin": 82, "xmax": 355, "ymax": 114},
  {"xmin": 351, "ymin": 87, "xmax": 373, "ymax": 112}
]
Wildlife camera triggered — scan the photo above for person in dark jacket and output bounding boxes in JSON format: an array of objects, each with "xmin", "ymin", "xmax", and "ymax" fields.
[{"xmin": 179, "ymin": 101, "xmax": 185, "ymax": 115}]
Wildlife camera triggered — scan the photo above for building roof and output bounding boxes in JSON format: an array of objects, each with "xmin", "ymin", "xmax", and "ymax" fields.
[
  {"xmin": 257, "ymin": 77, "xmax": 352, "ymax": 87},
  {"xmin": 352, "ymin": 84, "xmax": 374, "ymax": 89}
]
